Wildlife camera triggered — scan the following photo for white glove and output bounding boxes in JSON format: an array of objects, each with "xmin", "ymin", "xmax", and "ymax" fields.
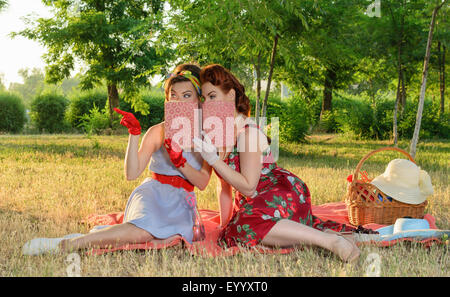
[{"xmin": 193, "ymin": 132, "xmax": 219, "ymax": 166}]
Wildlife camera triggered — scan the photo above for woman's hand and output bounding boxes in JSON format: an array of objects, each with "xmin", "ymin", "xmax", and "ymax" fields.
[
  {"xmin": 164, "ymin": 138, "xmax": 212, "ymax": 190},
  {"xmin": 164, "ymin": 138, "xmax": 187, "ymax": 168},
  {"xmin": 192, "ymin": 132, "xmax": 219, "ymax": 166},
  {"xmin": 114, "ymin": 108, "xmax": 141, "ymax": 135}
]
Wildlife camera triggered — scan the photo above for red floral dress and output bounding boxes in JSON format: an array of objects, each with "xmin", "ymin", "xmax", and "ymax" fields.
[{"xmin": 217, "ymin": 124, "xmax": 355, "ymax": 248}]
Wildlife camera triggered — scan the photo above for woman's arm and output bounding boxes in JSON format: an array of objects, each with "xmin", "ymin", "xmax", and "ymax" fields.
[
  {"xmin": 218, "ymin": 177, "xmax": 234, "ymax": 227},
  {"xmin": 124, "ymin": 123, "xmax": 163, "ymax": 181},
  {"xmin": 177, "ymin": 159, "xmax": 212, "ymax": 190},
  {"xmin": 212, "ymin": 127, "xmax": 266, "ymax": 197}
]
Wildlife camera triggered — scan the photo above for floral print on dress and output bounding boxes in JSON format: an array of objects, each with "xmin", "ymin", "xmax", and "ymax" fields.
[
  {"xmin": 264, "ymin": 195, "xmax": 296, "ymax": 221},
  {"xmin": 218, "ymin": 123, "xmax": 355, "ymax": 249},
  {"xmin": 236, "ymin": 224, "xmax": 259, "ymax": 246}
]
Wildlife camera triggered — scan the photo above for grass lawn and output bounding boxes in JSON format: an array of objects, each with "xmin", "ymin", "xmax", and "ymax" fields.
[{"xmin": 0, "ymin": 133, "xmax": 448, "ymax": 276}]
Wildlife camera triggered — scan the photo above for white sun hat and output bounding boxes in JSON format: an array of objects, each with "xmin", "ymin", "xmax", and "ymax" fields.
[{"xmin": 370, "ymin": 159, "xmax": 433, "ymax": 205}]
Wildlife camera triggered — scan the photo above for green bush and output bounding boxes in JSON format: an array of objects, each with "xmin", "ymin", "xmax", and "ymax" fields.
[
  {"xmin": 370, "ymin": 98, "xmax": 395, "ymax": 139},
  {"xmin": 333, "ymin": 97, "xmax": 373, "ymax": 138},
  {"xmin": 312, "ymin": 93, "xmax": 352, "ymax": 133},
  {"xmin": 0, "ymin": 92, "xmax": 27, "ymax": 133},
  {"xmin": 66, "ymin": 89, "xmax": 108, "ymax": 129},
  {"xmin": 247, "ymin": 93, "xmax": 311, "ymax": 142},
  {"xmin": 118, "ymin": 90, "xmax": 165, "ymax": 131},
  {"xmin": 397, "ymin": 99, "xmax": 449, "ymax": 139},
  {"xmin": 279, "ymin": 96, "xmax": 311, "ymax": 142},
  {"xmin": 318, "ymin": 110, "xmax": 338, "ymax": 133},
  {"xmin": 265, "ymin": 100, "xmax": 285, "ymax": 120},
  {"xmin": 30, "ymin": 92, "xmax": 69, "ymax": 133},
  {"xmin": 319, "ymin": 94, "xmax": 393, "ymax": 139},
  {"xmin": 78, "ymin": 104, "xmax": 112, "ymax": 135},
  {"xmin": 248, "ymin": 92, "xmax": 284, "ymax": 118},
  {"xmin": 324, "ymin": 93, "xmax": 448, "ymax": 140},
  {"xmin": 144, "ymin": 93, "xmax": 165, "ymax": 128},
  {"xmin": 66, "ymin": 88, "xmax": 164, "ymax": 133}
]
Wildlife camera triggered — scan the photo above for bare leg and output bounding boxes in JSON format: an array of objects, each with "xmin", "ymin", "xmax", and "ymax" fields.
[
  {"xmin": 59, "ymin": 223, "xmax": 153, "ymax": 252},
  {"xmin": 261, "ymin": 219, "xmax": 360, "ymax": 262}
]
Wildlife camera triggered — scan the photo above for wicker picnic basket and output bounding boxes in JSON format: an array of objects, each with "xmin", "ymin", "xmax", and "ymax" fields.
[{"xmin": 345, "ymin": 147, "xmax": 428, "ymax": 226}]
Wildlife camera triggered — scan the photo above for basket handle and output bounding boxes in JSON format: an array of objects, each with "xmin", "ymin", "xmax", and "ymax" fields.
[{"xmin": 351, "ymin": 147, "xmax": 416, "ymax": 187}]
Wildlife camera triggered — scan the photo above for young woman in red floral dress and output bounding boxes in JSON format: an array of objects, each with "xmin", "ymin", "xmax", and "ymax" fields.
[{"xmin": 193, "ymin": 64, "xmax": 360, "ymax": 263}]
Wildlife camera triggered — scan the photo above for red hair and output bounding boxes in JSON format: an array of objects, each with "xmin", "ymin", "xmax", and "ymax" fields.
[{"xmin": 200, "ymin": 64, "xmax": 250, "ymax": 116}]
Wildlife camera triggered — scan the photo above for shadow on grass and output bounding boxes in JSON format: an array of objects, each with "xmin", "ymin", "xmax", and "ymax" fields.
[
  {"xmin": 1, "ymin": 134, "xmax": 448, "ymax": 173},
  {"xmin": 0, "ymin": 142, "xmax": 124, "ymax": 159},
  {"xmin": 277, "ymin": 140, "xmax": 449, "ymax": 173},
  {"xmin": 278, "ymin": 142, "xmax": 386, "ymax": 167},
  {"xmin": 0, "ymin": 208, "xmax": 43, "ymax": 234}
]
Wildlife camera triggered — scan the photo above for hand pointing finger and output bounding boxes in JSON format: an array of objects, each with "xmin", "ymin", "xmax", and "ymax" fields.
[{"xmin": 114, "ymin": 108, "xmax": 128, "ymax": 116}]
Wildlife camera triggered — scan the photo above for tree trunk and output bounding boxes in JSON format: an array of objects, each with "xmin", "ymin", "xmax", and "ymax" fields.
[
  {"xmin": 369, "ymin": 78, "xmax": 375, "ymax": 104},
  {"xmin": 438, "ymin": 42, "xmax": 446, "ymax": 114},
  {"xmin": 410, "ymin": 2, "xmax": 445, "ymax": 158},
  {"xmin": 393, "ymin": 68, "xmax": 401, "ymax": 146},
  {"xmin": 254, "ymin": 52, "xmax": 262, "ymax": 125},
  {"xmin": 261, "ymin": 34, "xmax": 279, "ymax": 120},
  {"xmin": 395, "ymin": 68, "xmax": 404, "ymax": 117},
  {"xmin": 320, "ymin": 67, "xmax": 336, "ymax": 119},
  {"xmin": 399, "ymin": 12, "xmax": 407, "ymax": 110},
  {"xmin": 389, "ymin": 1, "xmax": 407, "ymax": 112},
  {"xmin": 107, "ymin": 83, "xmax": 120, "ymax": 127},
  {"xmin": 394, "ymin": 29, "xmax": 404, "ymax": 145},
  {"xmin": 400, "ymin": 69, "xmax": 406, "ymax": 112}
]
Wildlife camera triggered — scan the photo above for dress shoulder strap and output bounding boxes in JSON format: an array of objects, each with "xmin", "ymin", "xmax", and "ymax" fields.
[
  {"xmin": 236, "ymin": 122, "xmax": 271, "ymax": 152},
  {"xmin": 237, "ymin": 123, "xmax": 260, "ymax": 136}
]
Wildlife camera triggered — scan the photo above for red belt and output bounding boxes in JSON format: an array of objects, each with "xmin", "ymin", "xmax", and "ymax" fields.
[{"xmin": 152, "ymin": 172, "xmax": 194, "ymax": 192}]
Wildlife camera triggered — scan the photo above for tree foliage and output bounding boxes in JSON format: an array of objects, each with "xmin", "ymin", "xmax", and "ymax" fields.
[
  {"xmin": 14, "ymin": 0, "xmax": 170, "ymax": 118},
  {"xmin": 8, "ymin": 68, "xmax": 45, "ymax": 107},
  {"xmin": 0, "ymin": 0, "xmax": 7, "ymax": 12},
  {"xmin": 166, "ymin": 0, "xmax": 310, "ymax": 119},
  {"xmin": 8, "ymin": 0, "xmax": 448, "ymax": 143}
]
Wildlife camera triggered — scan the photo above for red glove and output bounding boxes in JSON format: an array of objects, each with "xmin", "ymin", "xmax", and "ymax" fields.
[
  {"xmin": 164, "ymin": 138, "xmax": 186, "ymax": 168},
  {"xmin": 114, "ymin": 108, "xmax": 141, "ymax": 135}
]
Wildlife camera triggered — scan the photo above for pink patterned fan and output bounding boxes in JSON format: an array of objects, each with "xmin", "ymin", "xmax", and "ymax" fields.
[
  {"xmin": 201, "ymin": 101, "xmax": 235, "ymax": 149},
  {"xmin": 164, "ymin": 101, "xmax": 201, "ymax": 151}
]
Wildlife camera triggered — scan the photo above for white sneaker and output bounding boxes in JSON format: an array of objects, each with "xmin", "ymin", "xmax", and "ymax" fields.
[{"xmin": 22, "ymin": 233, "xmax": 84, "ymax": 256}]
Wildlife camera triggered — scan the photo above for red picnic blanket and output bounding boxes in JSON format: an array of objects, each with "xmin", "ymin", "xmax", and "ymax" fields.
[{"xmin": 83, "ymin": 202, "xmax": 442, "ymax": 256}]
